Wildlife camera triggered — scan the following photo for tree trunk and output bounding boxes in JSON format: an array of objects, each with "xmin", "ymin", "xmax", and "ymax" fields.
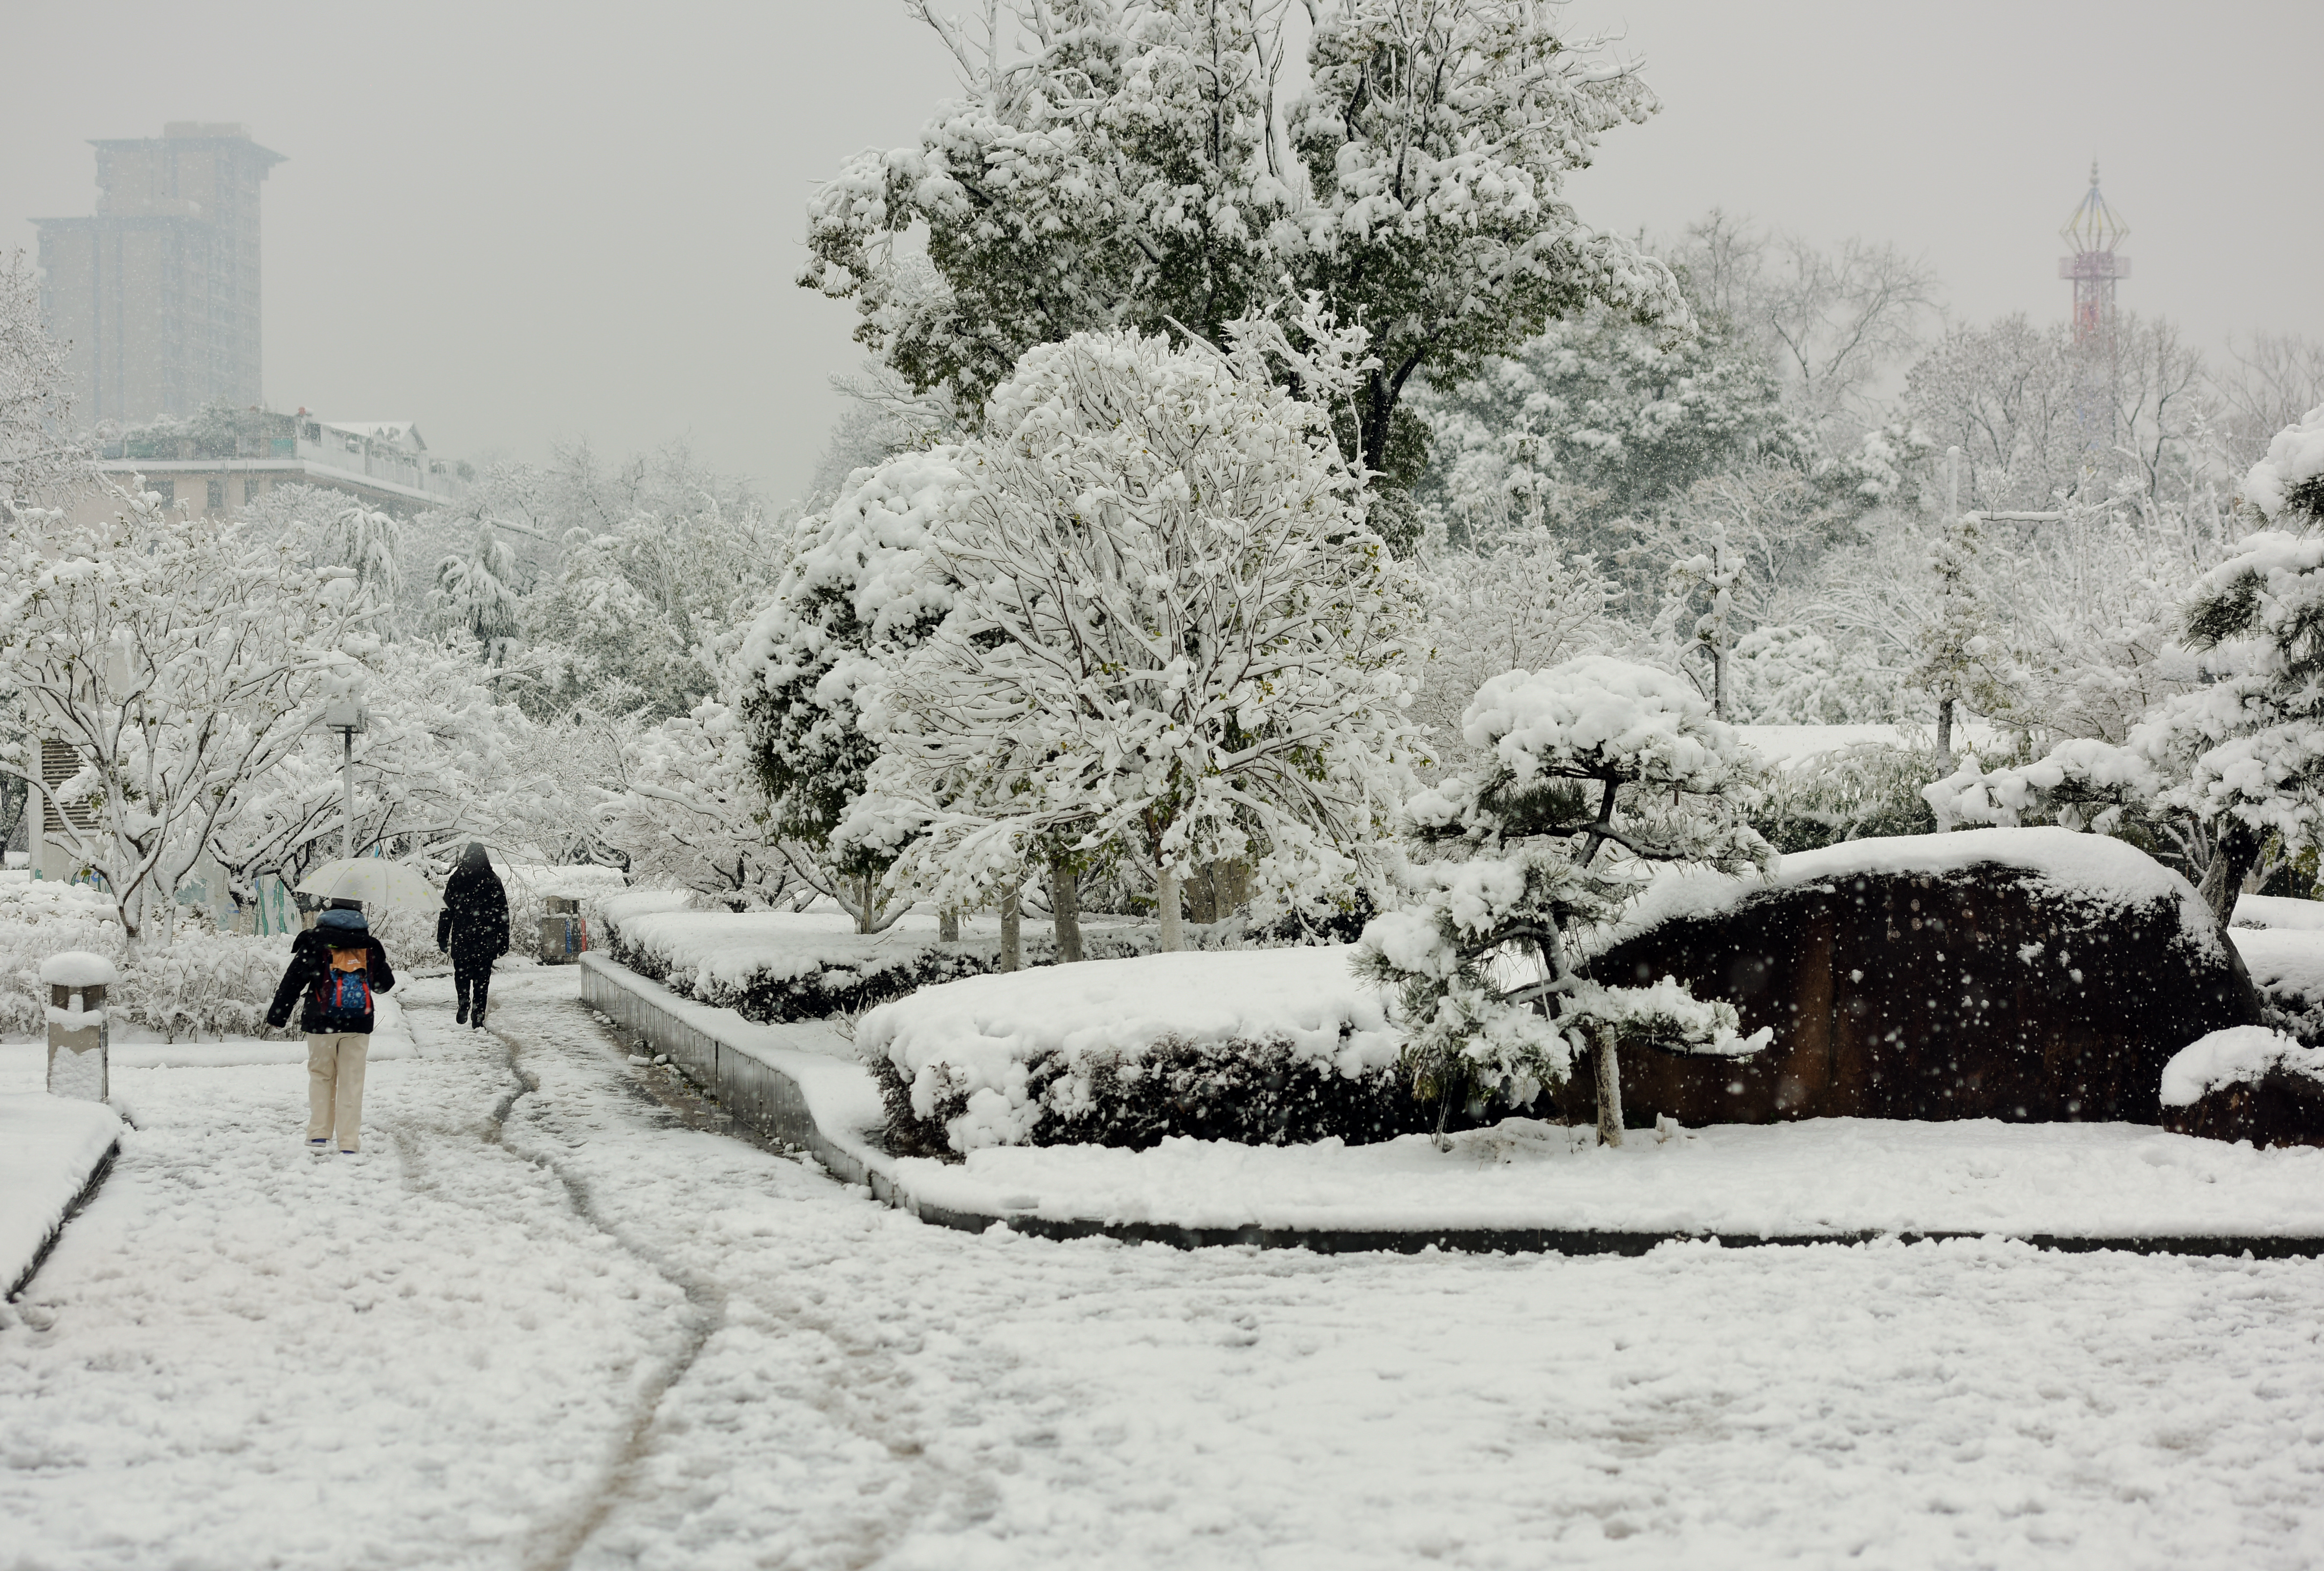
[
  {"xmin": 999, "ymin": 885, "xmax": 1020, "ymax": 973},
  {"xmin": 939, "ymin": 907, "xmax": 960, "ymax": 943},
  {"xmin": 1156, "ymin": 865, "xmax": 1184, "ymax": 953},
  {"xmin": 1049, "ymin": 856, "xmax": 1083, "ymax": 962},
  {"xmin": 1936, "ymin": 695, "xmax": 1955, "ymax": 758},
  {"xmin": 2199, "ymin": 819, "xmax": 2264, "ymax": 926},
  {"xmin": 1594, "ymin": 1028, "xmax": 1625, "ymax": 1149}
]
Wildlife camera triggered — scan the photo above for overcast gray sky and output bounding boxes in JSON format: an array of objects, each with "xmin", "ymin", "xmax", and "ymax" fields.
[{"xmin": 5, "ymin": 1, "xmax": 2318, "ymax": 501}]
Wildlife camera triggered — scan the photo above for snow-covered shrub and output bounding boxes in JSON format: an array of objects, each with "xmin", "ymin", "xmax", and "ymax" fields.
[
  {"xmin": 0, "ymin": 882, "xmax": 121, "ymax": 1038},
  {"xmin": 1357, "ymin": 656, "xmax": 1773, "ymax": 1145},
  {"xmin": 111, "ymin": 931, "xmax": 293, "ymax": 1040},
  {"xmin": 858, "ymin": 947, "xmax": 1429, "ymax": 1157},
  {"xmin": 2226, "ymin": 929, "xmax": 2324, "ymax": 1047},
  {"xmin": 601, "ymin": 904, "xmax": 1235, "ymax": 1026},
  {"xmin": 1749, "ymin": 739, "xmax": 1944, "ymax": 853},
  {"xmin": 0, "ymin": 880, "xmax": 290, "ymax": 1040}
]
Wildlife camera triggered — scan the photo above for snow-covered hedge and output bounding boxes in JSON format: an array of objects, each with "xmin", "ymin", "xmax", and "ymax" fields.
[
  {"xmin": 599, "ymin": 901, "xmax": 1240, "ymax": 1025},
  {"xmin": 856, "ymin": 946, "xmax": 1436, "ymax": 1157},
  {"xmin": 0, "ymin": 880, "xmax": 292, "ymax": 1040}
]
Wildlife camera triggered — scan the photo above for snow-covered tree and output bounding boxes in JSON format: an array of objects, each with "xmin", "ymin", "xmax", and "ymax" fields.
[
  {"xmin": 0, "ymin": 487, "xmax": 374, "ymax": 955},
  {"xmin": 804, "ymin": 0, "xmax": 1688, "ymax": 544},
  {"xmin": 1356, "ymin": 656, "xmax": 1771, "ymax": 1146},
  {"xmin": 1669, "ymin": 211, "xmax": 1940, "ymax": 446},
  {"xmin": 431, "ymin": 525, "xmax": 524, "ymax": 662},
  {"xmin": 1907, "ymin": 455, "xmax": 2015, "ymax": 756},
  {"xmin": 1413, "ymin": 527, "xmax": 1618, "ymax": 769},
  {"xmin": 845, "ymin": 325, "xmax": 1426, "ymax": 950},
  {"xmin": 599, "ymin": 700, "xmax": 805, "ymax": 909},
  {"xmin": 0, "ymin": 249, "xmax": 83, "ymax": 517},
  {"xmin": 737, "ymin": 451, "xmax": 971, "ymax": 933},
  {"xmin": 1409, "ymin": 301, "xmax": 1808, "ymax": 560},
  {"xmin": 1926, "ymin": 408, "xmax": 2324, "ymax": 918},
  {"xmin": 200, "ymin": 638, "xmax": 533, "ymax": 899},
  {"xmin": 1664, "ymin": 537, "xmax": 1742, "ymax": 719}
]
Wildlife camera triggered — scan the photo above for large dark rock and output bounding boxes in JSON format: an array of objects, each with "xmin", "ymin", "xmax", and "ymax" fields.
[{"xmin": 1571, "ymin": 833, "xmax": 2261, "ymax": 1128}]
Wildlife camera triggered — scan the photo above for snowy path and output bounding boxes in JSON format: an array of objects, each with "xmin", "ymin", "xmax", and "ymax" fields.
[{"xmin": 4, "ymin": 970, "xmax": 2324, "ymax": 1569}]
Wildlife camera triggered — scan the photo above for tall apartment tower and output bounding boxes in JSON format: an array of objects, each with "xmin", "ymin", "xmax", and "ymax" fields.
[{"xmin": 34, "ymin": 123, "xmax": 285, "ymax": 426}]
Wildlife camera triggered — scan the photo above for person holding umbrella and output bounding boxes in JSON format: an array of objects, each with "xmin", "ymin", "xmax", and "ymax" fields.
[{"xmin": 438, "ymin": 842, "xmax": 511, "ymax": 1027}]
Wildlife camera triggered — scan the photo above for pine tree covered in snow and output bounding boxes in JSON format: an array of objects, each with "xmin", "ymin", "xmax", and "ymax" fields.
[
  {"xmin": 1356, "ymin": 656, "xmax": 1771, "ymax": 1145},
  {"xmin": 804, "ymin": 0, "xmax": 1688, "ymax": 547},
  {"xmin": 842, "ymin": 324, "xmax": 1425, "ymax": 950}
]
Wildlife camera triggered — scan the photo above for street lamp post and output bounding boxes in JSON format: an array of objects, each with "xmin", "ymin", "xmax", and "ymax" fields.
[{"xmin": 322, "ymin": 698, "xmax": 368, "ymax": 862}]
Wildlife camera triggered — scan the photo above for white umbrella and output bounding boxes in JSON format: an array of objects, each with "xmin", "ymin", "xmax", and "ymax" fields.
[{"xmin": 296, "ymin": 859, "xmax": 443, "ymax": 912}]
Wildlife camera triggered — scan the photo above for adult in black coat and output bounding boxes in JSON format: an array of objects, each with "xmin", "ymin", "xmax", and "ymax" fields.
[{"xmin": 437, "ymin": 841, "xmax": 511, "ymax": 1028}]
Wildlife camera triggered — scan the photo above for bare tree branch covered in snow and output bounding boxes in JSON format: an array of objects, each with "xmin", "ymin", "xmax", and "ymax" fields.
[{"xmin": 0, "ymin": 488, "xmax": 376, "ymax": 955}]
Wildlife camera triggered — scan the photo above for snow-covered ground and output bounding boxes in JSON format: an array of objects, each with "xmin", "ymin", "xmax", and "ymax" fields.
[
  {"xmin": 7, "ymin": 967, "xmax": 2324, "ymax": 1568},
  {"xmin": 0, "ymin": 1092, "xmax": 118, "ymax": 1294},
  {"xmin": 897, "ymin": 1115, "xmax": 2324, "ymax": 1238}
]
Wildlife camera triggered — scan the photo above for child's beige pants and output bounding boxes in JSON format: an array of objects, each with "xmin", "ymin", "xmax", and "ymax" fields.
[{"xmin": 306, "ymin": 1033, "xmax": 370, "ymax": 1152}]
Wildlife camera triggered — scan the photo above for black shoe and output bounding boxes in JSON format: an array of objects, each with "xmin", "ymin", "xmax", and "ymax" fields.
[{"xmin": 456, "ymin": 1002, "xmax": 469, "ymax": 1024}]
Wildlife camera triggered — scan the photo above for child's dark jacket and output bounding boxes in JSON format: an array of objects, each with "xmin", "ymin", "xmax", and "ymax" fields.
[{"xmin": 267, "ymin": 929, "xmax": 397, "ymax": 1035}]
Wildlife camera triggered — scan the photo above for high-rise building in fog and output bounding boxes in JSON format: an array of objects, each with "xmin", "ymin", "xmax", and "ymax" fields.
[{"xmin": 34, "ymin": 123, "xmax": 285, "ymax": 426}]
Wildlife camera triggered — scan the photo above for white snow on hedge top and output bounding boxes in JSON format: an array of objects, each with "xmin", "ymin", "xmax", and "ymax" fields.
[
  {"xmin": 1465, "ymin": 656, "xmax": 1743, "ymax": 791},
  {"xmin": 860, "ymin": 945, "xmax": 1396, "ymax": 1116},
  {"xmin": 2159, "ymin": 1025, "xmax": 2324, "ymax": 1107},
  {"xmin": 2243, "ymin": 402, "xmax": 2324, "ymax": 519},
  {"xmin": 600, "ymin": 889, "xmax": 696, "ymax": 931},
  {"xmin": 2232, "ymin": 893, "xmax": 2324, "ymax": 932},
  {"xmin": 38, "ymin": 950, "xmax": 119, "ymax": 988},
  {"xmin": 1592, "ymin": 826, "xmax": 2218, "ymax": 957}
]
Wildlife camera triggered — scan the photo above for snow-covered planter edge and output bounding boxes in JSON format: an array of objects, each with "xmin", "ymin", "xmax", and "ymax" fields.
[{"xmin": 857, "ymin": 947, "xmax": 1444, "ymax": 1158}]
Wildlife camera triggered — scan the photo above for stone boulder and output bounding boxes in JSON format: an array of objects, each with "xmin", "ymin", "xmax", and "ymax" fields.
[
  {"xmin": 2156, "ymin": 1025, "xmax": 2324, "ymax": 1149},
  {"xmin": 1566, "ymin": 828, "xmax": 2260, "ymax": 1128}
]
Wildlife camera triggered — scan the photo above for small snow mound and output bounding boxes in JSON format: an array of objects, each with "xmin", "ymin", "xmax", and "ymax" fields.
[
  {"xmin": 2159, "ymin": 1026, "xmax": 2324, "ymax": 1107},
  {"xmin": 38, "ymin": 951, "xmax": 120, "ymax": 988}
]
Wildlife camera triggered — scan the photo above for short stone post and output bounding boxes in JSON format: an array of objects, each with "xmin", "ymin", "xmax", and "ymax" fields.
[{"xmin": 43, "ymin": 951, "xmax": 119, "ymax": 1103}]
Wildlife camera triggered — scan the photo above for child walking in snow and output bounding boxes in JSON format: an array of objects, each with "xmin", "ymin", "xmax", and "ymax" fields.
[{"xmin": 267, "ymin": 903, "xmax": 397, "ymax": 1154}]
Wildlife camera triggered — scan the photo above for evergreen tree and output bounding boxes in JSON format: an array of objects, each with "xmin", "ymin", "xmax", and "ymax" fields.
[{"xmin": 1357, "ymin": 656, "xmax": 1770, "ymax": 1147}]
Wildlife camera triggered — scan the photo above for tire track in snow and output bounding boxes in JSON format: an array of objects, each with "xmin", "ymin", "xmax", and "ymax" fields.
[{"xmin": 395, "ymin": 985, "xmax": 728, "ymax": 1571}]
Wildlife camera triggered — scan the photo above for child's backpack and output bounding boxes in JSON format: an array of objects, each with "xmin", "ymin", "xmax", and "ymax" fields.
[{"xmin": 312, "ymin": 956, "xmax": 373, "ymax": 1027}]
